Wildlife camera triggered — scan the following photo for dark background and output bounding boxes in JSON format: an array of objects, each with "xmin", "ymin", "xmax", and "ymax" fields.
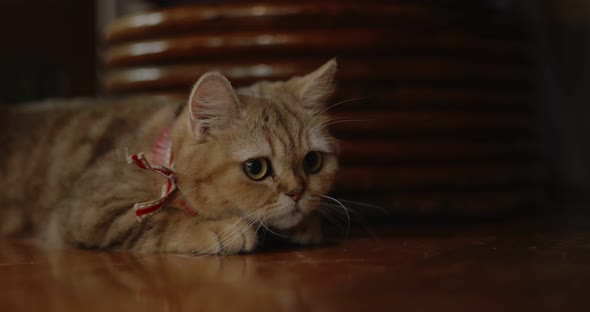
[
  {"xmin": 0, "ymin": 0, "xmax": 589, "ymax": 210},
  {"xmin": 0, "ymin": 0, "xmax": 96, "ymax": 103}
]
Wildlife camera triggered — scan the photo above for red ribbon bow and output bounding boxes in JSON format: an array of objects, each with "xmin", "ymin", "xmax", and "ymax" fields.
[
  {"xmin": 127, "ymin": 128, "xmax": 197, "ymax": 222},
  {"xmin": 127, "ymin": 153, "xmax": 178, "ymax": 222}
]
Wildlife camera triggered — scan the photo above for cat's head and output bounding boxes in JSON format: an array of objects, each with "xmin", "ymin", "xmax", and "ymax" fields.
[{"xmin": 174, "ymin": 59, "xmax": 339, "ymax": 229}]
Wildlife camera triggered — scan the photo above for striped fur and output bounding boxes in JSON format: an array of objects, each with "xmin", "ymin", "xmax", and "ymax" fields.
[{"xmin": 0, "ymin": 60, "xmax": 339, "ymax": 254}]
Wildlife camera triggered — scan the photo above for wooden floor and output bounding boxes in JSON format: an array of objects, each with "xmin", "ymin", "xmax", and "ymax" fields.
[{"xmin": 1, "ymin": 208, "xmax": 589, "ymax": 311}]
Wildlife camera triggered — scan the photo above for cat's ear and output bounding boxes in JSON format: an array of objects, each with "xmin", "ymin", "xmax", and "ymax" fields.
[
  {"xmin": 287, "ymin": 58, "xmax": 337, "ymax": 110},
  {"xmin": 187, "ymin": 72, "xmax": 240, "ymax": 140}
]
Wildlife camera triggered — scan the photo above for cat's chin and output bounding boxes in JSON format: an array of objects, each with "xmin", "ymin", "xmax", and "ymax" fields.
[{"xmin": 266, "ymin": 209, "xmax": 305, "ymax": 230}]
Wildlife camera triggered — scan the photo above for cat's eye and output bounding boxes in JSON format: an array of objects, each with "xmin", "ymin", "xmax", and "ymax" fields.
[
  {"xmin": 243, "ymin": 158, "xmax": 270, "ymax": 181},
  {"xmin": 303, "ymin": 151, "xmax": 322, "ymax": 174}
]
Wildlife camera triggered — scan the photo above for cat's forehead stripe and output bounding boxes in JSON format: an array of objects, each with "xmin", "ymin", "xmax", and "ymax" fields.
[
  {"xmin": 232, "ymin": 93, "xmax": 335, "ymax": 160},
  {"xmin": 263, "ymin": 103, "xmax": 297, "ymax": 149},
  {"xmin": 309, "ymin": 135, "xmax": 332, "ymax": 153},
  {"xmin": 232, "ymin": 141, "xmax": 271, "ymax": 160}
]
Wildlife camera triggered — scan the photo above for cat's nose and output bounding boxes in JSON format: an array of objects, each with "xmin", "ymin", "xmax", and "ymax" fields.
[{"xmin": 285, "ymin": 187, "xmax": 303, "ymax": 203}]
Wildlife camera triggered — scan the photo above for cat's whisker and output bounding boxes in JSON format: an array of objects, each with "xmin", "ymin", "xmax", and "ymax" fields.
[
  {"xmin": 318, "ymin": 205, "xmax": 357, "ymax": 230},
  {"xmin": 322, "ymin": 97, "xmax": 367, "ymax": 114},
  {"xmin": 317, "ymin": 198, "xmax": 360, "ymax": 214},
  {"xmin": 188, "ymin": 216, "xmax": 241, "ymax": 255},
  {"xmin": 318, "ymin": 195, "xmax": 351, "ymax": 239},
  {"xmin": 192, "ymin": 217, "xmax": 253, "ymax": 255},
  {"xmin": 217, "ymin": 211, "xmax": 258, "ymax": 241},
  {"xmin": 176, "ymin": 183, "xmax": 201, "ymax": 196},
  {"xmin": 316, "ymin": 207, "xmax": 349, "ymax": 232},
  {"xmin": 319, "ymin": 199, "xmax": 387, "ymax": 241},
  {"xmin": 335, "ymin": 198, "xmax": 389, "ymax": 214},
  {"xmin": 239, "ymin": 209, "xmax": 262, "ymax": 225},
  {"xmin": 259, "ymin": 222, "xmax": 268, "ymax": 247},
  {"xmin": 171, "ymin": 187, "xmax": 281, "ymax": 248},
  {"xmin": 186, "ymin": 231, "xmax": 211, "ymax": 255},
  {"xmin": 219, "ymin": 218, "xmax": 258, "ymax": 254},
  {"xmin": 321, "ymin": 200, "xmax": 375, "ymax": 223},
  {"xmin": 319, "ymin": 202, "xmax": 361, "ymax": 216},
  {"xmin": 255, "ymin": 221, "xmax": 265, "ymax": 237},
  {"xmin": 309, "ymin": 97, "xmax": 367, "ymax": 125},
  {"xmin": 309, "ymin": 115, "xmax": 343, "ymax": 130},
  {"xmin": 167, "ymin": 185, "xmax": 202, "ymax": 208},
  {"xmin": 319, "ymin": 119, "xmax": 369, "ymax": 132},
  {"xmin": 221, "ymin": 211, "xmax": 260, "ymax": 247},
  {"xmin": 257, "ymin": 215, "xmax": 290, "ymax": 238},
  {"xmin": 190, "ymin": 231, "xmax": 220, "ymax": 256}
]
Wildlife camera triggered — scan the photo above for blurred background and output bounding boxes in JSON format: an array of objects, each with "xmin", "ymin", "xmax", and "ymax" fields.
[{"xmin": 1, "ymin": 0, "xmax": 589, "ymax": 219}]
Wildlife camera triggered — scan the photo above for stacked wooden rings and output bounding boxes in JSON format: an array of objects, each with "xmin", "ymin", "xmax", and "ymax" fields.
[{"xmin": 102, "ymin": 1, "xmax": 541, "ymax": 216}]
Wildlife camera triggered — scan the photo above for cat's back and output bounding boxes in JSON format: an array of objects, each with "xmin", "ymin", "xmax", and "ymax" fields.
[
  {"xmin": 1, "ymin": 97, "xmax": 175, "ymax": 167},
  {"xmin": 0, "ymin": 96, "xmax": 181, "ymax": 231}
]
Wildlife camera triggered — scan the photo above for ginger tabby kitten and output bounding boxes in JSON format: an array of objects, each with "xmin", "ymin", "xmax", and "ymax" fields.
[{"xmin": 0, "ymin": 60, "xmax": 339, "ymax": 255}]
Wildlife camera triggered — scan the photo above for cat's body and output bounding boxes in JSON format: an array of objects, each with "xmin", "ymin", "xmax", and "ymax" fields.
[{"xmin": 0, "ymin": 60, "xmax": 339, "ymax": 254}]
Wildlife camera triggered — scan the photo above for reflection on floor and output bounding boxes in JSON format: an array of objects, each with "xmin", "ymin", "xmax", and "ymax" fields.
[{"xmin": 1, "ymin": 209, "xmax": 589, "ymax": 311}]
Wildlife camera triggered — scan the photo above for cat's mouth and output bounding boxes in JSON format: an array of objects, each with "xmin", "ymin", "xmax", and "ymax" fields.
[
  {"xmin": 266, "ymin": 206, "xmax": 305, "ymax": 229},
  {"xmin": 288, "ymin": 206, "xmax": 303, "ymax": 218}
]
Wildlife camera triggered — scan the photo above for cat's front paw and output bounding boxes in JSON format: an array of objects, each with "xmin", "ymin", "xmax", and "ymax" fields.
[
  {"xmin": 288, "ymin": 216, "xmax": 323, "ymax": 245},
  {"xmin": 166, "ymin": 217, "xmax": 257, "ymax": 255}
]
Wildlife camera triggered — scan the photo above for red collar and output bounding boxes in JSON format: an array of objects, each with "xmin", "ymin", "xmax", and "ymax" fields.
[{"xmin": 127, "ymin": 126, "xmax": 197, "ymax": 222}]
